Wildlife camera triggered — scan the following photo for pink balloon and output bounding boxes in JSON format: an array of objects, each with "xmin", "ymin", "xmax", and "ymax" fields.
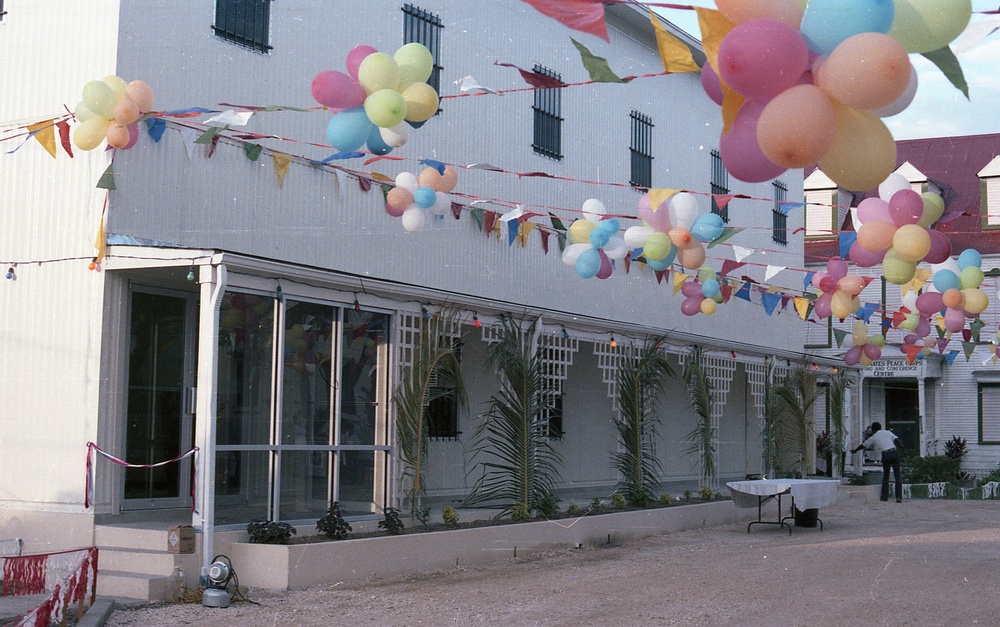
[
  {"xmin": 123, "ymin": 122, "xmax": 140, "ymax": 150},
  {"xmin": 385, "ymin": 202, "xmax": 406, "ymax": 218},
  {"xmin": 701, "ymin": 62, "xmax": 724, "ymax": 106},
  {"xmin": 819, "ymin": 276, "xmax": 837, "ymax": 293},
  {"xmin": 346, "ymin": 45, "xmax": 379, "ymax": 81},
  {"xmin": 596, "ymin": 249, "xmax": 613, "ymax": 279},
  {"xmin": 826, "ymin": 258, "xmax": 848, "ymax": 280},
  {"xmin": 924, "ymin": 229, "xmax": 952, "ymax": 264},
  {"xmin": 638, "ymin": 194, "xmax": 672, "ymax": 233},
  {"xmin": 903, "ymin": 333, "xmax": 920, "ymax": 345},
  {"xmin": 915, "ymin": 291, "xmax": 944, "ymax": 316},
  {"xmin": 811, "ymin": 271, "xmax": 827, "ymax": 290},
  {"xmin": 863, "ymin": 343, "xmax": 881, "ymax": 361},
  {"xmin": 944, "ymin": 307, "xmax": 966, "ymax": 333},
  {"xmin": 856, "ymin": 197, "xmax": 891, "ymax": 224},
  {"xmin": 717, "ymin": 19, "xmax": 809, "ymax": 100},
  {"xmin": 914, "ymin": 317, "xmax": 931, "ymax": 338},
  {"xmin": 681, "ymin": 281, "xmax": 703, "ymax": 298},
  {"xmin": 814, "ymin": 292, "xmax": 832, "ymax": 319},
  {"xmin": 720, "ymin": 99, "xmax": 786, "ymax": 183},
  {"xmin": 844, "ymin": 345, "xmax": 862, "ymax": 366},
  {"xmin": 311, "ymin": 71, "xmax": 367, "ymax": 109},
  {"xmin": 681, "ymin": 296, "xmax": 702, "ymax": 316},
  {"xmin": 848, "ymin": 241, "xmax": 886, "ymax": 268},
  {"xmin": 888, "ymin": 189, "xmax": 923, "ymax": 226}
]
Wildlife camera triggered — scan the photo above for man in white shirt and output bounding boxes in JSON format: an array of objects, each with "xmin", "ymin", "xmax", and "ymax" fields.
[{"xmin": 851, "ymin": 422, "xmax": 906, "ymax": 503}]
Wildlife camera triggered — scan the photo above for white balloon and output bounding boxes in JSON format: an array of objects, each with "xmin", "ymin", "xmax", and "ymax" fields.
[
  {"xmin": 931, "ymin": 258, "xmax": 960, "ymax": 275},
  {"xmin": 401, "ymin": 207, "xmax": 426, "ymax": 232},
  {"xmin": 561, "ymin": 243, "xmax": 591, "ymax": 267},
  {"xmin": 668, "ymin": 193, "xmax": 700, "ymax": 230},
  {"xmin": 874, "ymin": 65, "xmax": 918, "ymax": 118},
  {"xmin": 429, "ymin": 191, "xmax": 450, "ymax": 216},
  {"xmin": 901, "ymin": 291, "xmax": 918, "ymax": 312},
  {"xmin": 604, "ymin": 236, "xmax": 629, "ymax": 260},
  {"xmin": 623, "ymin": 225, "xmax": 652, "ymax": 248},
  {"xmin": 878, "ymin": 173, "xmax": 910, "ymax": 202},
  {"xmin": 380, "ymin": 123, "xmax": 409, "ymax": 148},
  {"xmin": 582, "ymin": 198, "xmax": 606, "ymax": 224},
  {"xmin": 395, "ymin": 171, "xmax": 419, "ymax": 192}
]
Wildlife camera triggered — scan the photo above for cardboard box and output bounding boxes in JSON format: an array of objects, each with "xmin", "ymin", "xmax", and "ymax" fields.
[{"xmin": 167, "ymin": 525, "xmax": 195, "ymax": 554}]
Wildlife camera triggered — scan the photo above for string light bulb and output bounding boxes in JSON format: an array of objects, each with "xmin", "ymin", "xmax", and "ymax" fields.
[
  {"xmin": 609, "ymin": 334, "xmax": 617, "ymax": 348},
  {"xmin": 353, "ymin": 294, "xmax": 361, "ymax": 313},
  {"xmin": 88, "ymin": 258, "xmax": 97, "ymax": 271},
  {"xmin": 472, "ymin": 313, "xmax": 481, "ymax": 328},
  {"xmin": 5, "ymin": 266, "xmax": 14, "ymax": 280},
  {"xmin": 561, "ymin": 326, "xmax": 570, "ymax": 340},
  {"xmin": 186, "ymin": 266, "xmax": 196, "ymax": 282}
]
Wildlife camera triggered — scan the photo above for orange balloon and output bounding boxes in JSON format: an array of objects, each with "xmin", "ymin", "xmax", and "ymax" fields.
[
  {"xmin": 677, "ymin": 242, "xmax": 705, "ymax": 270},
  {"xmin": 757, "ymin": 85, "xmax": 836, "ymax": 168},
  {"xmin": 417, "ymin": 167, "xmax": 442, "ymax": 189},
  {"xmin": 112, "ymin": 97, "xmax": 141, "ymax": 125},
  {"xmin": 106, "ymin": 124, "xmax": 130, "ymax": 149},
  {"xmin": 668, "ymin": 227, "xmax": 693, "ymax": 249},
  {"xmin": 386, "ymin": 186, "xmax": 414, "ymax": 210},
  {"xmin": 439, "ymin": 167, "xmax": 458, "ymax": 193},
  {"xmin": 125, "ymin": 80, "xmax": 154, "ymax": 112},
  {"xmin": 818, "ymin": 103, "xmax": 896, "ymax": 191},
  {"xmin": 942, "ymin": 288, "xmax": 963, "ymax": 309},
  {"xmin": 857, "ymin": 221, "xmax": 897, "ymax": 252},
  {"xmin": 716, "ymin": 0, "xmax": 804, "ymax": 27},
  {"xmin": 817, "ymin": 33, "xmax": 911, "ymax": 110},
  {"xmin": 838, "ymin": 275, "xmax": 865, "ymax": 296}
]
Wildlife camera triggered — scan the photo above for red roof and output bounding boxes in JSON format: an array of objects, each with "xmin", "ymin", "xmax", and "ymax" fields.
[{"xmin": 806, "ymin": 133, "xmax": 1000, "ymax": 264}]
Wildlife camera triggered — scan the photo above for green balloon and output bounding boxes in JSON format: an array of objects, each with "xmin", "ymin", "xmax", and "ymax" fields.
[
  {"xmin": 364, "ymin": 89, "xmax": 407, "ymax": 128},
  {"xmin": 643, "ymin": 233, "xmax": 671, "ymax": 261},
  {"xmin": 882, "ymin": 250, "xmax": 916, "ymax": 285},
  {"xmin": 82, "ymin": 80, "xmax": 115, "ymax": 119},
  {"xmin": 960, "ymin": 266, "xmax": 984, "ymax": 289},
  {"xmin": 358, "ymin": 52, "xmax": 400, "ymax": 94},
  {"xmin": 888, "ymin": 0, "xmax": 972, "ymax": 53},
  {"xmin": 394, "ymin": 42, "xmax": 434, "ymax": 85}
]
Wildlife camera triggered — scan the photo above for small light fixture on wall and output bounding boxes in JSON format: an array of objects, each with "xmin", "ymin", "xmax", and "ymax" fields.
[
  {"xmin": 609, "ymin": 334, "xmax": 617, "ymax": 348},
  {"xmin": 353, "ymin": 293, "xmax": 361, "ymax": 313},
  {"xmin": 472, "ymin": 312, "xmax": 481, "ymax": 328}
]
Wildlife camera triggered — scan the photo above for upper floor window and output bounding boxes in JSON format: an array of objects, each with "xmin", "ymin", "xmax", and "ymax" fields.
[
  {"xmin": 980, "ymin": 156, "xmax": 1000, "ymax": 228},
  {"xmin": 213, "ymin": 0, "xmax": 272, "ymax": 54},
  {"xmin": 980, "ymin": 383, "xmax": 1000, "ymax": 445},
  {"xmin": 772, "ymin": 181, "xmax": 788, "ymax": 245},
  {"xmin": 710, "ymin": 148, "xmax": 730, "ymax": 223},
  {"xmin": 402, "ymin": 4, "xmax": 444, "ymax": 99},
  {"xmin": 629, "ymin": 111, "xmax": 654, "ymax": 190},
  {"xmin": 532, "ymin": 65, "xmax": 563, "ymax": 160}
]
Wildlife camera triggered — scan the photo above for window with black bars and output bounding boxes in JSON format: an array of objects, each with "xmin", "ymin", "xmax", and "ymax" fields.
[
  {"xmin": 427, "ymin": 337, "xmax": 462, "ymax": 440},
  {"xmin": 772, "ymin": 181, "xmax": 788, "ymax": 245},
  {"xmin": 403, "ymin": 4, "xmax": 444, "ymax": 101},
  {"xmin": 630, "ymin": 111, "xmax": 654, "ymax": 190},
  {"xmin": 213, "ymin": 0, "xmax": 272, "ymax": 54},
  {"xmin": 532, "ymin": 65, "xmax": 563, "ymax": 160},
  {"xmin": 710, "ymin": 148, "xmax": 730, "ymax": 223}
]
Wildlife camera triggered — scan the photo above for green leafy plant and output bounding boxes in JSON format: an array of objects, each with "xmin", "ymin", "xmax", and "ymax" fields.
[
  {"xmin": 566, "ymin": 503, "xmax": 580, "ymax": 516},
  {"xmin": 682, "ymin": 346, "xmax": 716, "ymax": 486},
  {"xmin": 683, "ymin": 490, "xmax": 692, "ymax": 501},
  {"xmin": 247, "ymin": 520, "xmax": 296, "ymax": 545},
  {"xmin": 771, "ymin": 368, "xmax": 817, "ymax": 477},
  {"xmin": 977, "ymin": 464, "xmax": 1000, "ymax": 487},
  {"xmin": 901, "ymin": 455, "xmax": 960, "ymax": 484},
  {"xmin": 698, "ymin": 486, "xmax": 713, "ymax": 500},
  {"xmin": 441, "ymin": 506, "xmax": 460, "ymax": 527},
  {"xmin": 610, "ymin": 493, "xmax": 626, "ymax": 509},
  {"xmin": 395, "ymin": 309, "xmax": 467, "ymax": 522},
  {"xmin": 659, "ymin": 493, "xmax": 673, "ymax": 505},
  {"xmin": 511, "ymin": 501, "xmax": 531, "ymax": 521},
  {"xmin": 590, "ymin": 497, "xmax": 603, "ymax": 510},
  {"xmin": 465, "ymin": 316, "xmax": 563, "ymax": 518},
  {"xmin": 537, "ymin": 493, "xmax": 561, "ymax": 518},
  {"xmin": 826, "ymin": 371, "xmax": 853, "ymax": 478},
  {"xmin": 378, "ymin": 507, "xmax": 405, "ymax": 535},
  {"xmin": 815, "ymin": 430, "xmax": 831, "ymax": 456},
  {"xmin": 611, "ymin": 340, "xmax": 674, "ymax": 507},
  {"xmin": 316, "ymin": 502, "xmax": 352, "ymax": 540}
]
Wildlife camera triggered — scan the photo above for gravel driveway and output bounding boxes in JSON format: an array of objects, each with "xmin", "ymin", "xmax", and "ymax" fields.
[{"xmin": 106, "ymin": 499, "xmax": 1000, "ymax": 626}]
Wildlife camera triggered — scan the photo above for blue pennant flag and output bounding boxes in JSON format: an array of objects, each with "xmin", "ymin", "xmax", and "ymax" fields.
[
  {"xmin": 777, "ymin": 201, "xmax": 804, "ymax": 216},
  {"xmin": 761, "ymin": 293, "xmax": 781, "ymax": 316},
  {"xmin": 944, "ymin": 350, "xmax": 959, "ymax": 366},
  {"xmin": 839, "ymin": 232, "xmax": 857, "ymax": 260},
  {"xmin": 322, "ymin": 151, "xmax": 364, "ymax": 162},
  {"xmin": 507, "ymin": 220, "xmax": 518, "ymax": 246},
  {"xmin": 735, "ymin": 281, "xmax": 752, "ymax": 302},
  {"xmin": 420, "ymin": 159, "xmax": 447, "ymax": 174},
  {"xmin": 145, "ymin": 118, "xmax": 166, "ymax": 143},
  {"xmin": 803, "ymin": 271, "xmax": 815, "ymax": 293},
  {"xmin": 857, "ymin": 302, "xmax": 878, "ymax": 323}
]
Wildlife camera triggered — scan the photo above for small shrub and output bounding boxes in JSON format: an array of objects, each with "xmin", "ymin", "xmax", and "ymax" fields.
[
  {"xmin": 698, "ymin": 486, "xmax": 713, "ymax": 500},
  {"xmin": 847, "ymin": 474, "xmax": 867, "ymax": 486},
  {"xmin": 815, "ymin": 430, "xmax": 831, "ymax": 456},
  {"xmin": 901, "ymin": 455, "xmax": 960, "ymax": 484},
  {"xmin": 247, "ymin": 520, "xmax": 296, "ymax": 545},
  {"xmin": 683, "ymin": 490, "xmax": 692, "ymax": 501},
  {"xmin": 610, "ymin": 493, "xmax": 626, "ymax": 509},
  {"xmin": 590, "ymin": 497, "xmax": 603, "ymax": 510},
  {"xmin": 659, "ymin": 493, "xmax": 673, "ymax": 505},
  {"xmin": 412, "ymin": 504, "xmax": 431, "ymax": 526},
  {"xmin": 537, "ymin": 493, "xmax": 561, "ymax": 518},
  {"xmin": 977, "ymin": 464, "xmax": 1000, "ymax": 487},
  {"xmin": 511, "ymin": 501, "xmax": 531, "ymax": 521},
  {"xmin": 316, "ymin": 502, "xmax": 352, "ymax": 540},
  {"xmin": 441, "ymin": 506, "xmax": 460, "ymax": 527},
  {"xmin": 944, "ymin": 436, "xmax": 967, "ymax": 460},
  {"xmin": 378, "ymin": 507, "xmax": 405, "ymax": 535},
  {"xmin": 566, "ymin": 503, "xmax": 580, "ymax": 516}
]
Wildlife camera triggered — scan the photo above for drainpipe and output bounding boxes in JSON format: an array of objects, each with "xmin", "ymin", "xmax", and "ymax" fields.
[{"xmin": 195, "ymin": 260, "xmax": 226, "ymax": 576}]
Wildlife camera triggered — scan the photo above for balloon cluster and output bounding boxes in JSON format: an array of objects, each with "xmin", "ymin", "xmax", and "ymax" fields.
[
  {"xmin": 385, "ymin": 166, "xmax": 458, "ymax": 232},
  {"xmin": 709, "ymin": 0, "xmax": 971, "ymax": 191},
  {"xmin": 623, "ymin": 192, "xmax": 724, "ymax": 271},
  {"xmin": 561, "ymin": 200, "xmax": 629, "ymax": 279},
  {"xmin": 811, "ymin": 259, "xmax": 864, "ymax": 320},
  {"xmin": 680, "ymin": 266, "xmax": 724, "ymax": 316},
  {"xmin": 931, "ymin": 249, "xmax": 988, "ymax": 333},
  {"xmin": 851, "ymin": 176, "xmax": 949, "ymax": 285},
  {"xmin": 73, "ymin": 76, "xmax": 155, "ymax": 151},
  {"xmin": 312, "ymin": 43, "xmax": 438, "ymax": 154},
  {"xmin": 843, "ymin": 320, "xmax": 885, "ymax": 367}
]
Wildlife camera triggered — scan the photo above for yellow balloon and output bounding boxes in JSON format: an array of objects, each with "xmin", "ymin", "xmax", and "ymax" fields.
[
  {"xmin": 401, "ymin": 82, "xmax": 439, "ymax": 122},
  {"xmin": 700, "ymin": 299, "xmax": 717, "ymax": 315},
  {"xmin": 961, "ymin": 288, "xmax": 989, "ymax": 315},
  {"xmin": 73, "ymin": 117, "xmax": 110, "ymax": 151},
  {"xmin": 568, "ymin": 219, "xmax": 596, "ymax": 245},
  {"xmin": 394, "ymin": 42, "xmax": 434, "ymax": 84},
  {"xmin": 364, "ymin": 89, "xmax": 407, "ymax": 128},
  {"xmin": 881, "ymin": 249, "xmax": 916, "ymax": 285},
  {"xmin": 358, "ymin": 52, "xmax": 400, "ymax": 94},
  {"xmin": 102, "ymin": 75, "xmax": 128, "ymax": 101},
  {"xmin": 818, "ymin": 103, "xmax": 897, "ymax": 191},
  {"xmin": 889, "ymin": 0, "xmax": 972, "ymax": 53},
  {"xmin": 831, "ymin": 291, "xmax": 854, "ymax": 319},
  {"xmin": 82, "ymin": 80, "xmax": 116, "ymax": 119},
  {"xmin": 892, "ymin": 224, "xmax": 931, "ymax": 262}
]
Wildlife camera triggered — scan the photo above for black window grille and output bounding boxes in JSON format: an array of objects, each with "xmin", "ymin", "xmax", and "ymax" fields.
[
  {"xmin": 403, "ymin": 4, "xmax": 444, "ymax": 99},
  {"xmin": 710, "ymin": 148, "xmax": 730, "ymax": 223},
  {"xmin": 213, "ymin": 0, "xmax": 272, "ymax": 54},
  {"xmin": 427, "ymin": 336, "xmax": 461, "ymax": 440},
  {"xmin": 772, "ymin": 181, "xmax": 788, "ymax": 245},
  {"xmin": 630, "ymin": 111, "xmax": 654, "ymax": 190},
  {"xmin": 532, "ymin": 65, "xmax": 563, "ymax": 160}
]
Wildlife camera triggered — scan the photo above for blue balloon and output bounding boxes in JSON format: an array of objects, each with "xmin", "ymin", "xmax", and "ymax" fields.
[
  {"xmin": 690, "ymin": 213, "xmax": 725, "ymax": 242},
  {"xmin": 366, "ymin": 126, "xmax": 393, "ymax": 156},
  {"xmin": 590, "ymin": 229, "xmax": 610, "ymax": 249},
  {"xmin": 645, "ymin": 244, "xmax": 677, "ymax": 271},
  {"xmin": 958, "ymin": 249, "xmax": 982, "ymax": 271},
  {"xmin": 413, "ymin": 186, "xmax": 437, "ymax": 209},
  {"xmin": 576, "ymin": 248, "xmax": 601, "ymax": 279},
  {"xmin": 599, "ymin": 218, "xmax": 620, "ymax": 234},
  {"xmin": 326, "ymin": 107, "xmax": 374, "ymax": 152},
  {"xmin": 800, "ymin": 0, "xmax": 894, "ymax": 55},
  {"xmin": 932, "ymin": 269, "xmax": 960, "ymax": 293},
  {"xmin": 701, "ymin": 279, "xmax": 720, "ymax": 299}
]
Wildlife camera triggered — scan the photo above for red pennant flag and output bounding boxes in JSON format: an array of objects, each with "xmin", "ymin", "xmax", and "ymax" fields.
[
  {"xmin": 483, "ymin": 211, "xmax": 498, "ymax": 235},
  {"xmin": 450, "ymin": 202, "xmax": 463, "ymax": 220},
  {"xmin": 623, "ymin": 254, "xmax": 630, "ymax": 273},
  {"xmin": 720, "ymin": 260, "xmax": 745, "ymax": 277},
  {"xmin": 518, "ymin": 0, "xmax": 609, "ymax": 41},
  {"xmin": 962, "ymin": 329, "xmax": 972, "ymax": 342},
  {"xmin": 712, "ymin": 194, "xmax": 735, "ymax": 210},
  {"xmin": 891, "ymin": 311, "xmax": 906, "ymax": 328},
  {"xmin": 656, "ymin": 270, "xmax": 668, "ymax": 284},
  {"xmin": 720, "ymin": 284, "xmax": 734, "ymax": 303},
  {"xmin": 903, "ymin": 344, "xmax": 922, "ymax": 364},
  {"xmin": 860, "ymin": 276, "xmax": 876, "ymax": 289},
  {"xmin": 494, "ymin": 61, "xmax": 564, "ymax": 88},
  {"xmin": 358, "ymin": 177, "xmax": 371, "ymax": 192},
  {"xmin": 540, "ymin": 230, "xmax": 551, "ymax": 254},
  {"xmin": 56, "ymin": 119, "xmax": 74, "ymax": 158}
]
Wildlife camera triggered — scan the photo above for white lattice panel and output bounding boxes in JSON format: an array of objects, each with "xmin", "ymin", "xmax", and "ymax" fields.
[
  {"xmin": 594, "ymin": 340, "xmax": 640, "ymax": 403},
  {"xmin": 539, "ymin": 334, "xmax": 579, "ymax": 396}
]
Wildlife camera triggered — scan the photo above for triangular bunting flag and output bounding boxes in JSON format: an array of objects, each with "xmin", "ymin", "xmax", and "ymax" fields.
[
  {"xmin": 720, "ymin": 260, "xmax": 745, "ymax": 277},
  {"xmin": 507, "ymin": 220, "xmax": 518, "ymax": 246},
  {"xmin": 720, "ymin": 284, "xmax": 734, "ymax": 303},
  {"xmin": 179, "ymin": 128, "xmax": 197, "ymax": 159},
  {"xmin": 244, "ymin": 142, "xmax": 263, "ymax": 161},
  {"xmin": 732, "ymin": 245, "xmax": 753, "ymax": 262},
  {"xmin": 839, "ymin": 232, "xmax": 856, "ymax": 260},
  {"xmin": 56, "ymin": 120, "xmax": 73, "ymax": 158},
  {"xmin": 764, "ymin": 265, "xmax": 785, "ymax": 282},
  {"xmin": 194, "ymin": 126, "xmax": 224, "ymax": 144},
  {"xmin": 273, "ymin": 153, "xmax": 291, "ymax": 188},
  {"xmin": 518, "ymin": 222, "xmax": 538, "ymax": 247},
  {"xmin": 482, "ymin": 210, "xmax": 498, "ymax": 236},
  {"xmin": 903, "ymin": 344, "xmax": 923, "ymax": 365},
  {"xmin": 777, "ymin": 201, "xmax": 804, "ymax": 215},
  {"xmin": 648, "ymin": 9, "xmax": 699, "ymax": 73},
  {"xmin": 962, "ymin": 341, "xmax": 977, "ymax": 361},
  {"xmin": 794, "ymin": 296, "xmax": 811, "ymax": 320},
  {"xmin": 451, "ymin": 202, "xmax": 463, "ymax": 220},
  {"xmin": 971, "ymin": 318, "xmax": 985, "ymax": 344},
  {"xmin": 712, "ymin": 194, "xmax": 735, "ymax": 211},
  {"xmin": 832, "ymin": 328, "xmax": 848, "ymax": 347},
  {"xmin": 519, "ymin": 0, "xmax": 609, "ymax": 42},
  {"xmin": 540, "ymin": 229, "xmax": 551, "ymax": 254},
  {"xmin": 672, "ymin": 272, "xmax": 689, "ymax": 296},
  {"xmin": 146, "ymin": 117, "xmax": 167, "ymax": 143},
  {"xmin": 571, "ymin": 38, "xmax": 629, "ymax": 83},
  {"xmin": 735, "ymin": 281, "xmax": 752, "ymax": 302},
  {"xmin": 803, "ymin": 272, "xmax": 815, "ymax": 292},
  {"xmin": 27, "ymin": 120, "xmax": 57, "ymax": 159},
  {"xmin": 94, "ymin": 217, "xmax": 107, "ymax": 264},
  {"xmin": 706, "ymin": 227, "xmax": 743, "ymax": 248},
  {"xmin": 647, "ymin": 188, "xmax": 678, "ymax": 211},
  {"xmin": 944, "ymin": 350, "xmax": 959, "ymax": 365},
  {"xmin": 761, "ymin": 293, "xmax": 781, "ymax": 316},
  {"xmin": 937, "ymin": 337, "xmax": 950, "ymax": 353},
  {"xmin": 857, "ymin": 303, "xmax": 878, "ymax": 323},
  {"xmin": 96, "ymin": 163, "xmax": 116, "ymax": 190}
]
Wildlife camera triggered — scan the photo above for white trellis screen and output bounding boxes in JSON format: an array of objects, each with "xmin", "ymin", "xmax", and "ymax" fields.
[{"xmin": 678, "ymin": 350, "xmax": 736, "ymax": 489}]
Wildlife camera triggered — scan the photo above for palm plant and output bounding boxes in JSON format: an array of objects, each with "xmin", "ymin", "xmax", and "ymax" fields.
[
  {"xmin": 611, "ymin": 340, "xmax": 673, "ymax": 506},
  {"xmin": 771, "ymin": 368, "xmax": 817, "ymax": 476},
  {"xmin": 394, "ymin": 309, "xmax": 467, "ymax": 522},
  {"xmin": 464, "ymin": 316, "xmax": 562, "ymax": 517},
  {"xmin": 682, "ymin": 346, "xmax": 716, "ymax": 487},
  {"xmin": 826, "ymin": 370, "xmax": 853, "ymax": 478}
]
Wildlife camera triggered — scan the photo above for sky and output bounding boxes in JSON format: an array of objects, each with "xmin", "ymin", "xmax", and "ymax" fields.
[{"xmin": 657, "ymin": 1, "xmax": 1000, "ymax": 140}]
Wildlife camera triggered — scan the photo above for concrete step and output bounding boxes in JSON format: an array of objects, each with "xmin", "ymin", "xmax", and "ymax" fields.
[
  {"xmin": 98, "ymin": 547, "xmax": 200, "ymax": 578},
  {"xmin": 96, "ymin": 570, "xmax": 172, "ymax": 602},
  {"xmin": 94, "ymin": 525, "xmax": 173, "ymax": 552}
]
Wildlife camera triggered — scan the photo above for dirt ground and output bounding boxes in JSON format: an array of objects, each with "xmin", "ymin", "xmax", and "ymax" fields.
[{"xmin": 106, "ymin": 499, "xmax": 1000, "ymax": 626}]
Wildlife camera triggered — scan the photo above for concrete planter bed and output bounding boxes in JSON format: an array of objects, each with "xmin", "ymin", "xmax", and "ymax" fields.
[{"xmin": 228, "ymin": 500, "xmax": 750, "ymax": 590}]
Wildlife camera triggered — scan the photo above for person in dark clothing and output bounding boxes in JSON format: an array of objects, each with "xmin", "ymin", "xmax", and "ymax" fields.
[{"xmin": 851, "ymin": 422, "xmax": 905, "ymax": 502}]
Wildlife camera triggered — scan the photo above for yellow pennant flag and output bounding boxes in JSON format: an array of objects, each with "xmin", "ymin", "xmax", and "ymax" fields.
[
  {"xmin": 94, "ymin": 218, "xmax": 107, "ymax": 264},
  {"xmin": 903, "ymin": 268, "xmax": 932, "ymax": 296},
  {"xmin": 694, "ymin": 8, "xmax": 743, "ymax": 134},
  {"xmin": 27, "ymin": 120, "xmax": 57, "ymax": 159},
  {"xmin": 672, "ymin": 272, "xmax": 690, "ymax": 296},
  {"xmin": 273, "ymin": 153, "xmax": 291, "ymax": 188},
  {"xmin": 648, "ymin": 9, "xmax": 699, "ymax": 74},
  {"xmin": 518, "ymin": 222, "xmax": 538, "ymax": 248},
  {"xmin": 794, "ymin": 296, "xmax": 811, "ymax": 320},
  {"xmin": 647, "ymin": 188, "xmax": 679, "ymax": 212}
]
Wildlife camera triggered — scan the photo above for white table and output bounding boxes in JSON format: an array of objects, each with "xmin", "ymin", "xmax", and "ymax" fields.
[{"xmin": 727, "ymin": 479, "xmax": 841, "ymax": 533}]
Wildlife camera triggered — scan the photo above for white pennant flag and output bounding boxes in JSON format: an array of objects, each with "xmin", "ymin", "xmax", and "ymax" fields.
[
  {"xmin": 179, "ymin": 128, "xmax": 198, "ymax": 160},
  {"xmin": 765, "ymin": 265, "xmax": 786, "ymax": 282},
  {"xmin": 732, "ymin": 245, "xmax": 753, "ymax": 262},
  {"xmin": 455, "ymin": 75, "xmax": 501, "ymax": 95},
  {"xmin": 499, "ymin": 205, "xmax": 524, "ymax": 222},
  {"xmin": 204, "ymin": 109, "xmax": 255, "ymax": 127}
]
